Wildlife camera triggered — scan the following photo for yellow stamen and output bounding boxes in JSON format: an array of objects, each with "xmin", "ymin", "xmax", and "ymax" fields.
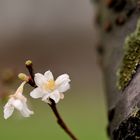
[{"xmin": 43, "ymin": 80, "xmax": 55, "ymax": 91}]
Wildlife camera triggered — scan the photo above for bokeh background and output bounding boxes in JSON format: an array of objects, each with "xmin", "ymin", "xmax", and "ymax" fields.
[{"xmin": 0, "ymin": 0, "xmax": 108, "ymax": 140}]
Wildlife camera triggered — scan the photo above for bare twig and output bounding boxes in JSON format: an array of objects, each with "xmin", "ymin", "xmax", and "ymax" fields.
[
  {"xmin": 49, "ymin": 99, "xmax": 78, "ymax": 140},
  {"xmin": 25, "ymin": 60, "xmax": 37, "ymax": 87},
  {"xmin": 25, "ymin": 60, "xmax": 78, "ymax": 140}
]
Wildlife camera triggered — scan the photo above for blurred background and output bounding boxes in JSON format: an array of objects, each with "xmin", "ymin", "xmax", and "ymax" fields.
[{"xmin": 0, "ymin": 0, "xmax": 108, "ymax": 140}]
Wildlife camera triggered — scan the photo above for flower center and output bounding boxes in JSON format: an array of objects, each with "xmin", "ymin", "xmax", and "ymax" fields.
[{"xmin": 43, "ymin": 80, "xmax": 55, "ymax": 91}]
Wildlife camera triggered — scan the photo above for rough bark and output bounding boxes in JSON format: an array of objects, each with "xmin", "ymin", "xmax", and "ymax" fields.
[{"xmin": 95, "ymin": 0, "xmax": 140, "ymax": 140}]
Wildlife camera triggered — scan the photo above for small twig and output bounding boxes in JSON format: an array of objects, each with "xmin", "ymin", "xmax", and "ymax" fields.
[
  {"xmin": 49, "ymin": 99, "xmax": 78, "ymax": 140},
  {"xmin": 25, "ymin": 60, "xmax": 78, "ymax": 140},
  {"xmin": 25, "ymin": 60, "xmax": 37, "ymax": 87},
  {"xmin": 25, "ymin": 60, "xmax": 34, "ymax": 80}
]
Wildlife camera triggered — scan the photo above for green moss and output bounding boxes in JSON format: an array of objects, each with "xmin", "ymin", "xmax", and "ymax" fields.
[{"xmin": 117, "ymin": 19, "xmax": 140, "ymax": 90}]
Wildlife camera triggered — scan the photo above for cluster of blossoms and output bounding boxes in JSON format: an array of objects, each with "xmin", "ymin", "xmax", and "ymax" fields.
[{"xmin": 4, "ymin": 70, "xmax": 71, "ymax": 119}]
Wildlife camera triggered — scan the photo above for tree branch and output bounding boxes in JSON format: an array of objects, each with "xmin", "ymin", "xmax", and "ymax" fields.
[
  {"xmin": 49, "ymin": 99, "xmax": 78, "ymax": 140},
  {"xmin": 25, "ymin": 60, "xmax": 78, "ymax": 140},
  {"xmin": 96, "ymin": 0, "xmax": 140, "ymax": 139}
]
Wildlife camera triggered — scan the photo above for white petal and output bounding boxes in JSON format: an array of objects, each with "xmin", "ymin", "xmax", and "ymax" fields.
[
  {"xmin": 49, "ymin": 90, "xmax": 60, "ymax": 104},
  {"xmin": 15, "ymin": 92, "xmax": 27, "ymax": 102},
  {"xmin": 55, "ymin": 74, "xmax": 70, "ymax": 86},
  {"xmin": 20, "ymin": 103, "xmax": 34, "ymax": 117},
  {"xmin": 34, "ymin": 73, "xmax": 47, "ymax": 87},
  {"xmin": 57, "ymin": 83, "xmax": 70, "ymax": 93},
  {"xmin": 44, "ymin": 70, "xmax": 54, "ymax": 81},
  {"xmin": 42, "ymin": 93, "xmax": 51, "ymax": 103},
  {"xmin": 4, "ymin": 102, "xmax": 14, "ymax": 119},
  {"xmin": 12, "ymin": 99, "xmax": 23, "ymax": 111},
  {"xmin": 13, "ymin": 81, "xmax": 27, "ymax": 102},
  {"xmin": 60, "ymin": 93, "xmax": 64, "ymax": 99},
  {"xmin": 30, "ymin": 88, "xmax": 44, "ymax": 99}
]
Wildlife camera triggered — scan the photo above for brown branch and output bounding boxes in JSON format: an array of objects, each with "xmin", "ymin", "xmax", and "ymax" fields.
[
  {"xmin": 96, "ymin": 0, "xmax": 140, "ymax": 139},
  {"xmin": 25, "ymin": 60, "xmax": 35, "ymax": 81},
  {"xmin": 49, "ymin": 99, "xmax": 78, "ymax": 140},
  {"xmin": 25, "ymin": 60, "xmax": 78, "ymax": 140},
  {"xmin": 25, "ymin": 60, "xmax": 37, "ymax": 88}
]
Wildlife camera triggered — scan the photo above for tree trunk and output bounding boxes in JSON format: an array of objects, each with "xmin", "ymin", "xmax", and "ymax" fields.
[{"xmin": 95, "ymin": 0, "xmax": 140, "ymax": 139}]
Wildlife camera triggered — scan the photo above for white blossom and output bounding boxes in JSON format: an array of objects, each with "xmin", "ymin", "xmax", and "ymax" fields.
[
  {"xmin": 4, "ymin": 81, "xmax": 34, "ymax": 119},
  {"xmin": 30, "ymin": 70, "xmax": 70, "ymax": 104}
]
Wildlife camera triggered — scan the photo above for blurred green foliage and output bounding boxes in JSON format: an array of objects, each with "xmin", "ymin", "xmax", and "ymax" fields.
[{"xmin": 0, "ymin": 90, "xmax": 108, "ymax": 140}]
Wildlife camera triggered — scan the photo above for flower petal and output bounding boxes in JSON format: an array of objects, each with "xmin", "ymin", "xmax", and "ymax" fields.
[
  {"xmin": 57, "ymin": 82, "xmax": 70, "ymax": 93},
  {"xmin": 20, "ymin": 102, "xmax": 34, "ymax": 117},
  {"xmin": 60, "ymin": 93, "xmax": 64, "ymax": 99},
  {"xmin": 4, "ymin": 101, "xmax": 14, "ymax": 119},
  {"xmin": 34, "ymin": 73, "xmax": 47, "ymax": 87},
  {"xmin": 55, "ymin": 74, "xmax": 70, "ymax": 86},
  {"xmin": 49, "ymin": 90, "xmax": 61, "ymax": 104},
  {"xmin": 42, "ymin": 93, "xmax": 51, "ymax": 103},
  {"xmin": 44, "ymin": 70, "xmax": 54, "ymax": 81},
  {"xmin": 30, "ymin": 88, "xmax": 44, "ymax": 99},
  {"xmin": 12, "ymin": 99, "xmax": 23, "ymax": 111}
]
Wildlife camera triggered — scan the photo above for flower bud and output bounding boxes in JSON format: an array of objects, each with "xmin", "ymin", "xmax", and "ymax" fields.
[
  {"xmin": 25, "ymin": 60, "xmax": 32, "ymax": 66},
  {"xmin": 18, "ymin": 73, "xmax": 29, "ymax": 82}
]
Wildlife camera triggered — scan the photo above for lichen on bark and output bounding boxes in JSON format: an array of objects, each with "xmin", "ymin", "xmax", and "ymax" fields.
[{"xmin": 117, "ymin": 19, "xmax": 140, "ymax": 91}]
